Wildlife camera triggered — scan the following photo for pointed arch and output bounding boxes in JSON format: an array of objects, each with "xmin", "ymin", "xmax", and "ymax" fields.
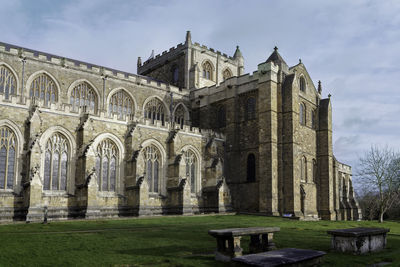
[
  {"xmin": 91, "ymin": 133, "xmax": 125, "ymax": 193},
  {"xmin": 143, "ymin": 96, "xmax": 170, "ymax": 125},
  {"xmin": 67, "ymin": 79, "xmax": 100, "ymax": 114},
  {"xmin": 247, "ymin": 153, "xmax": 256, "ymax": 182},
  {"xmin": 26, "ymin": 70, "xmax": 61, "ymax": 106},
  {"xmin": 140, "ymin": 138, "xmax": 167, "ymax": 195},
  {"xmin": 202, "ymin": 60, "xmax": 214, "ymax": 81},
  {"xmin": 40, "ymin": 126, "xmax": 76, "ymax": 192},
  {"xmin": 222, "ymin": 67, "xmax": 232, "ymax": 81},
  {"xmin": 173, "ymin": 103, "xmax": 189, "ymax": 129},
  {"xmin": 0, "ymin": 62, "xmax": 19, "ymax": 99},
  {"xmin": 107, "ymin": 88, "xmax": 136, "ymax": 120},
  {"xmin": 180, "ymin": 145, "xmax": 201, "ymax": 194},
  {"xmin": 299, "ymin": 75, "xmax": 307, "ymax": 93},
  {"xmin": 299, "ymin": 102, "xmax": 306, "ymax": 125}
]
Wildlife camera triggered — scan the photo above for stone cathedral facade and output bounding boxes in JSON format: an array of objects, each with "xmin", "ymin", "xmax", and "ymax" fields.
[{"xmin": 0, "ymin": 32, "xmax": 360, "ymax": 222}]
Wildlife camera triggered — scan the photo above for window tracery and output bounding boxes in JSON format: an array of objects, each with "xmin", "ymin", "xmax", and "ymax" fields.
[
  {"xmin": 174, "ymin": 105, "xmax": 185, "ymax": 129},
  {"xmin": 184, "ymin": 150, "xmax": 197, "ymax": 193},
  {"xmin": 70, "ymin": 82, "xmax": 97, "ymax": 113},
  {"xmin": 43, "ymin": 133, "xmax": 68, "ymax": 191},
  {"xmin": 0, "ymin": 65, "xmax": 16, "ymax": 100},
  {"xmin": 29, "ymin": 73, "xmax": 57, "ymax": 107},
  {"xmin": 144, "ymin": 98, "xmax": 165, "ymax": 125},
  {"xmin": 144, "ymin": 145, "xmax": 161, "ymax": 193},
  {"xmin": 95, "ymin": 139, "xmax": 118, "ymax": 192},
  {"xmin": 222, "ymin": 68, "xmax": 232, "ymax": 80},
  {"xmin": 0, "ymin": 127, "xmax": 16, "ymax": 189},
  {"xmin": 202, "ymin": 61, "xmax": 213, "ymax": 80},
  {"xmin": 109, "ymin": 90, "xmax": 134, "ymax": 120}
]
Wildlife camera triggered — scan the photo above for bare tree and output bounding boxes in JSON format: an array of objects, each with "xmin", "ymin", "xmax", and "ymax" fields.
[{"xmin": 357, "ymin": 146, "xmax": 400, "ymax": 222}]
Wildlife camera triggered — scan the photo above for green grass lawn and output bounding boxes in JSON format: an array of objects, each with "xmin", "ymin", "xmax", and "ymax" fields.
[{"xmin": 0, "ymin": 215, "xmax": 399, "ymax": 266}]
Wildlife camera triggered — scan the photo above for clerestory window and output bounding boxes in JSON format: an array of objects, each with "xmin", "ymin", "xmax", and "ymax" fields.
[{"xmin": 0, "ymin": 65, "xmax": 17, "ymax": 100}]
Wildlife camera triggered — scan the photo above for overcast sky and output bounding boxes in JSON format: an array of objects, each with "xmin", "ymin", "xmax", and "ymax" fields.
[{"xmin": 1, "ymin": 0, "xmax": 399, "ymax": 186}]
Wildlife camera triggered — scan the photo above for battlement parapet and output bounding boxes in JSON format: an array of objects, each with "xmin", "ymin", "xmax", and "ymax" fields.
[
  {"xmin": 141, "ymin": 42, "xmax": 185, "ymax": 68},
  {"xmin": 0, "ymin": 42, "xmax": 187, "ymax": 95},
  {"xmin": 191, "ymin": 42, "xmax": 238, "ymax": 64}
]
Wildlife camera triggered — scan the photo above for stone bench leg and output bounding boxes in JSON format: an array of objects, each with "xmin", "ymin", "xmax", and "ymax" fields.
[
  {"xmin": 215, "ymin": 236, "xmax": 242, "ymax": 262},
  {"xmin": 249, "ymin": 233, "xmax": 276, "ymax": 253}
]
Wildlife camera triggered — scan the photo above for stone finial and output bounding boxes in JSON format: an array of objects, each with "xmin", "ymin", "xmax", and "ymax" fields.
[
  {"xmin": 299, "ymin": 59, "xmax": 302, "ymax": 64},
  {"xmin": 185, "ymin": 30, "xmax": 192, "ymax": 45},
  {"xmin": 137, "ymin": 57, "xmax": 142, "ymax": 68},
  {"xmin": 274, "ymin": 46, "xmax": 278, "ymax": 52},
  {"xmin": 328, "ymin": 93, "xmax": 331, "ymax": 98},
  {"xmin": 318, "ymin": 80, "xmax": 322, "ymax": 94},
  {"xmin": 233, "ymin": 45, "xmax": 243, "ymax": 59}
]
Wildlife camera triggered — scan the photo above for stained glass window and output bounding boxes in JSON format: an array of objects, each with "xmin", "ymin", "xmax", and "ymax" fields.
[
  {"xmin": 95, "ymin": 139, "xmax": 118, "ymax": 192},
  {"xmin": 202, "ymin": 61, "xmax": 213, "ymax": 80},
  {"xmin": 144, "ymin": 98, "xmax": 165, "ymax": 125},
  {"xmin": 29, "ymin": 73, "xmax": 57, "ymax": 107},
  {"xmin": 174, "ymin": 104, "xmax": 185, "ymax": 129},
  {"xmin": 184, "ymin": 150, "xmax": 197, "ymax": 193},
  {"xmin": 144, "ymin": 145, "xmax": 161, "ymax": 193},
  {"xmin": 70, "ymin": 82, "xmax": 97, "ymax": 113},
  {"xmin": 0, "ymin": 127, "xmax": 16, "ymax": 189},
  {"xmin": 43, "ymin": 133, "xmax": 68, "ymax": 191},
  {"xmin": 109, "ymin": 90, "xmax": 134, "ymax": 120},
  {"xmin": 0, "ymin": 65, "xmax": 16, "ymax": 100}
]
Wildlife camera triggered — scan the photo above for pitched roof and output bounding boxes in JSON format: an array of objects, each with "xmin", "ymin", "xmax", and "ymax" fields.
[{"xmin": 266, "ymin": 46, "xmax": 287, "ymax": 65}]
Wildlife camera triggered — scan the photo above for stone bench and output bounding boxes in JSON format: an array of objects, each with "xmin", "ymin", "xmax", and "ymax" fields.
[
  {"xmin": 232, "ymin": 248, "xmax": 326, "ymax": 267},
  {"xmin": 208, "ymin": 227, "xmax": 280, "ymax": 261},
  {"xmin": 327, "ymin": 227, "xmax": 390, "ymax": 254}
]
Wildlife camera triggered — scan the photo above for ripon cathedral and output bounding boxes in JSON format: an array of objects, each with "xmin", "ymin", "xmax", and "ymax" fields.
[{"xmin": 0, "ymin": 31, "xmax": 360, "ymax": 222}]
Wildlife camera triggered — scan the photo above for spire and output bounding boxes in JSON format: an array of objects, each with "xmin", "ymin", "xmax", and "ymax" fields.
[
  {"xmin": 233, "ymin": 45, "xmax": 243, "ymax": 59},
  {"xmin": 266, "ymin": 46, "xmax": 287, "ymax": 66},
  {"xmin": 318, "ymin": 80, "xmax": 322, "ymax": 94},
  {"xmin": 185, "ymin": 30, "xmax": 192, "ymax": 45}
]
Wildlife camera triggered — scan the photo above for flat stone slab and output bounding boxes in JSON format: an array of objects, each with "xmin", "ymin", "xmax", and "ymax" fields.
[
  {"xmin": 209, "ymin": 227, "xmax": 280, "ymax": 237},
  {"xmin": 327, "ymin": 227, "xmax": 389, "ymax": 237},
  {"xmin": 327, "ymin": 227, "xmax": 390, "ymax": 254},
  {"xmin": 232, "ymin": 248, "xmax": 326, "ymax": 267}
]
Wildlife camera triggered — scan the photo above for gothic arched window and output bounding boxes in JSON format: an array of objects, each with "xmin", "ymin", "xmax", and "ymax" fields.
[
  {"xmin": 300, "ymin": 76, "xmax": 306, "ymax": 92},
  {"xmin": 202, "ymin": 61, "xmax": 213, "ymax": 80},
  {"xmin": 184, "ymin": 150, "xmax": 197, "ymax": 193},
  {"xmin": 222, "ymin": 68, "xmax": 232, "ymax": 80},
  {"xmin": 95, "ymin": 139, "xmax": 118, "ymax": 192},
  {"xmin": 144, "ymin": 145, "xmax": 161, "ymax": 193},
  {"xmin": 247, "ymin": 153, "xmax": 256, "ymax": 182},
  {"xmin": 300, "ymin": 156, "xmax": 307, "ymax": 182},
  {"xmin": 43, "ymin": 133, "xmax": 68, "ymax": 191},
  {"xmin": 0, "ymin": 65, "xmax": 17, "ymax": 100},
  {"xmin": 0, "ymin": 127, "xmax": 16, "ymax": 189},
  {"xmin": 70, "ymin": 82, "xmax": 97, "ymax": 113},
  {"xmin": 299, "ymin": 103, "xmax": 306, "ymax": 125},
  {"xmin": 174, "ymin": 104, "xmax": 186, "ymax": 129},
  {"xmin": 172, "ymin": 66, "xmax": 179, "ymax": 84},
  {"xmin": 144, "ymin": 98, "xmax": 165, "ymax": 125},
  {"xmin": 246, "ymin": 97, "xmax": 256, "ymax": 120},
  {"xmin": 109, "ymin": 90, "xmax": 134, "ymax": 120},
  {"xmin": 217, "ymin": 105, "xmax": 226, "ymax": 128},
  {"xmin": 312, "ymin": 159, "xmax": 317, "ymax": 183},
  {"xmin": 29, "ymin": 73, "xmax": 57, "ymax": 107}
]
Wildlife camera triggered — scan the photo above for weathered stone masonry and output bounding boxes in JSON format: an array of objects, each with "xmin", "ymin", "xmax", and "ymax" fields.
[{"xmin": 0, "ymin": 31, "xmax": 359, "ymax": 222}]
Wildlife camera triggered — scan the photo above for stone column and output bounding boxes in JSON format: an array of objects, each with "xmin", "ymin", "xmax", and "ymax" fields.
[{"xmin": 256, "ymin": 61, "xmax": 279, "ymax": 215}]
